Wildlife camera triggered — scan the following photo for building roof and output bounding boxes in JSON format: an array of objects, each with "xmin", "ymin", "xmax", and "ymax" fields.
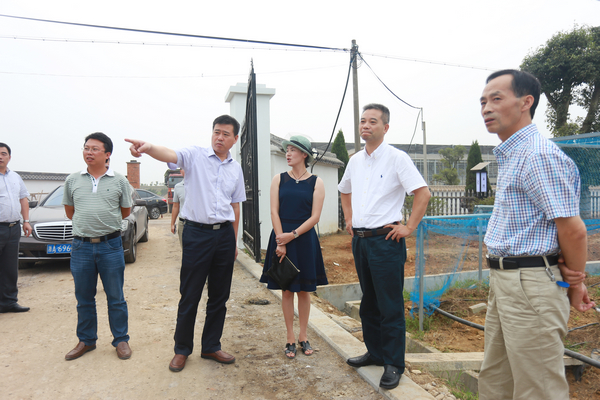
[
  {"xmin": 312, "ymin": 142, "xmax": 497, "ymax": 157},
  {"xmin": 471, "ymin": 162, "xmax": 491, "ymax": 171},
  {"xmin": 16, "ymin": 171, "xmax": 69, "ymax": 181}
]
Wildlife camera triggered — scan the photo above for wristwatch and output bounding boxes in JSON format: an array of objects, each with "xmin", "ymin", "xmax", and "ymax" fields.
[
  {"xmin": 23, "ymin": 220, "xmax": 30, "ymax": 223},
  {"xmin": 292, "ymin": 230, "xmax": 299, "ymax": 239}
]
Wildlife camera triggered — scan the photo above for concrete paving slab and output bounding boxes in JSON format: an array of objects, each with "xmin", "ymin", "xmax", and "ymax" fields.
[{"xmin": 407, "ymin": 351, "xmax": 583, "ymax": 372}]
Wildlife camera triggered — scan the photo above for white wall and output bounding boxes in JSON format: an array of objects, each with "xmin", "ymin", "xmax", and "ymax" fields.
[
  {"xmin": 22, "ymin": 180, "xmax": 62, "ymax": 201},
  {"xmin": 226, "ymin": 83, "xmax": 276, "ymax": 251},
  {"xmin": 225, "ymin": 82, "xmax": 340, "ymax": 251}
]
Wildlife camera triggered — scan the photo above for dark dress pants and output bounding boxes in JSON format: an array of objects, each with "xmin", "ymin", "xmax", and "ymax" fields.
[
  {"xmin": 174, "ymin": 223, "xmax": 236, "ymax": 356},
  {"xmin": 352, "ymin": 235, "xmax": 407, "ymax": 370},
  {"xmin": 0, "ymin": 223, "xmax": 21, "ymax": 308}
]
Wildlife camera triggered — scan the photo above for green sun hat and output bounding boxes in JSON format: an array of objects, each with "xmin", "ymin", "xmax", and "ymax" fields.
[{"xmin": 281, "ymin": 135, "xmax": 314, "ymax": 163}]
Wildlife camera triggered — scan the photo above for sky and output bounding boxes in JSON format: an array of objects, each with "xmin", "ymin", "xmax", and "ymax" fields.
[{"xmin": 1, "ymin": 0, "xmax": 599, "ymax": 184}]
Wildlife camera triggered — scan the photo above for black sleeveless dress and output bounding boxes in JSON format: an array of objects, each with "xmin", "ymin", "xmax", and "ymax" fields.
[{"xmin": 259, "ymin": 173, "xmax": 328, "ymax": 292}]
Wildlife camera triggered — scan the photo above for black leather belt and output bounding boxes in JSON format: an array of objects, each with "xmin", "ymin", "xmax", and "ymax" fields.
[
  {"xmin": 0, "ymin": 221, "xmax": 19, "ymax": 227},
  {"xmin": 75, "ymin": 231, "xmax": 121, "ymax": 243},
  {"xmin": 353, "ymin": 226, "xmax": 393, "ymax": 238},
  {"xmin": 182, "ymin": 219, "xmax": 231, "ymax": 230},
  {"xmin": 487, "ymin": 254, "xmax": 559, "ymax": 270}
]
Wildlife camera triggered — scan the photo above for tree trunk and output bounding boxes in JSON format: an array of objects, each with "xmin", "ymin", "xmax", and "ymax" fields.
[
  {"xmin": 581, "ymin": 84, "xmax": 600, "ymax": 134},
  {"xmin": 545, "ymin": 90, "xmax": 572, "ymax": 132}
]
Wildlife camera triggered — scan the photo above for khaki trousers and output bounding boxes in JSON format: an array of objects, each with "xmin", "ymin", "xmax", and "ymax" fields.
[
  {"xmin": 479, "ymin": 265, "xmax": 570, "ymax": 400},
  {"xmin": 177, "ymin": 219, "xmax": 184, "ymax": 248}
]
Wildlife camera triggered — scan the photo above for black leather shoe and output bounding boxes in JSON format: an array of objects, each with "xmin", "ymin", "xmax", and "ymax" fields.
[
  {"xmin": 380, "ymin": 365, "xmax": 402, "ymax": 389},
  {"xmin": 0, "ymin": 303, "xmax": 30, "ymax": 313},
  {"xmin": 346, "ymin": 352, "xmax": 384, "ymax": 368}
]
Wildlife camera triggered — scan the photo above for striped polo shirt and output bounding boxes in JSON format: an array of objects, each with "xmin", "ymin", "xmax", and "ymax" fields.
[{"xmin": 62, "ymin": 167, "xmax": 132, "ymax": 237}]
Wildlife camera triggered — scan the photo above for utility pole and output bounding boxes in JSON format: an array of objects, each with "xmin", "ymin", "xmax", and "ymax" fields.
[
  {"xmin": 422, "ymin": 109, "xmax": 428, "ymax": 185},
  {"xmin": 351, "ymin": 40, "xmax": 360, "ymax": 153}
]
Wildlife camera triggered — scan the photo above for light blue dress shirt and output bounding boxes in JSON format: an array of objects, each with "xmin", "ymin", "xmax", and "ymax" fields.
[
  {"xmin": 168, "ymin": 146, "xmax": 245, "ymax": 224},
  {"xmin": 0, "ymin": 169, "xmax": 29, "ymax": 223}
]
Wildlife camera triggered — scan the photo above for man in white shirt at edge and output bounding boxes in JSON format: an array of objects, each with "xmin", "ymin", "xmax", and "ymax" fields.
[
  {"xmin": 170, "ymin": 168, "xmax": 185, "ymax": 247},
  {"xmin": 0, "ymin": 142, "xmax": 32, "ymax": 313}
]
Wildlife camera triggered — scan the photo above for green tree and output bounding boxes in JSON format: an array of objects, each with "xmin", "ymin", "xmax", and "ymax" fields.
[
  {"xmin": 433, "ymin": 146, "xmax": 465, "ymax": 185},
  {"xmin": 521, "ymin": 25, "xmax": 600, "ymax": 136},
  {"xmin": 465, "ymin": 140, "xmax": 483, "ymax": 192},
  {"xmin": 331, "ymin": 129, "xmax": 349, "ymax": 182}
]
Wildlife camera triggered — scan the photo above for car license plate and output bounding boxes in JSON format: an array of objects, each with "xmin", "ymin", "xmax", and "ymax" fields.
[{"xmin": 47, "ymin": 244, "xmax": 72, "ymax": 254}]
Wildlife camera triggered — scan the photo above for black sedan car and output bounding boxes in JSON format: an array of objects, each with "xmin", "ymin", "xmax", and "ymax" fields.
[
  {"xmin": 135, "ymin": 189, "xmax": 169, "ymax": 219},
  {"xmin": 18, "ymin": 185, "xmax": 149, "ymax": 267}
]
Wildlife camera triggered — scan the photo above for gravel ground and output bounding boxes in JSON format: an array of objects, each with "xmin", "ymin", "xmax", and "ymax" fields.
[{"xmin": 0, "ymin": 218, "xmax": 383, "ymax": 400}]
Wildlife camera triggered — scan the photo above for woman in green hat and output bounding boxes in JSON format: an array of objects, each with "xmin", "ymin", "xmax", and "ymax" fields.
[{"xmin": 260, "ymin": 135, "xmax": 328, "ymax": 359}]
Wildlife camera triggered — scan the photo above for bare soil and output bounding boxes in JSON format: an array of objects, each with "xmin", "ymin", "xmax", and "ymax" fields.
[
  {"xmin": 318, "ymin": 231, "xmax": 600, "ymax": 400},
  {"xmin": 1, "ymin": 219, "xmax": 383, "ymax": 400}
]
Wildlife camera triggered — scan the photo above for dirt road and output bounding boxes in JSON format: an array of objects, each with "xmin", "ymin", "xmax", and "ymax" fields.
[{"xmin": 1, "ymin": 219, "xmax": 382, "ymax": 399}]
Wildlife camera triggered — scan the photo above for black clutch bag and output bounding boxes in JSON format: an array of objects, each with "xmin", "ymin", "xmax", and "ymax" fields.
[{"xmin": 267, "ymin": 253, "xmax": 300, "ymax": 291}]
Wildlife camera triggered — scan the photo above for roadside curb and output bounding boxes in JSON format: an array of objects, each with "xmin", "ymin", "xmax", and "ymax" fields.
[{"xmin": 236, "ymin": 252, "xmax": 435, "ymax": 400}]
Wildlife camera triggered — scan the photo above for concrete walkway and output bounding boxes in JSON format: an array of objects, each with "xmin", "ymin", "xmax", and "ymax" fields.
[{"xmin": 236, "ymin": 252, "xmax": 435, "ymax": 400}]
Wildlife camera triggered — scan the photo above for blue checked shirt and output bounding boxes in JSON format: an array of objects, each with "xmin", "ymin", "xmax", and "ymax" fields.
[{"xmin": 485, "ymin": 124, "xmax": 581, "ymax": 257}]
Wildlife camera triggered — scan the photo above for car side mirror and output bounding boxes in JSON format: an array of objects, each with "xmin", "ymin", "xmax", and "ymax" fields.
[
  {"xmin": 135, "ymin": 199, "xmax": 147, "ymax": 206},
  {"xmin": 29, "ymin": 200, "xmax": 38, "ymax": 208}
]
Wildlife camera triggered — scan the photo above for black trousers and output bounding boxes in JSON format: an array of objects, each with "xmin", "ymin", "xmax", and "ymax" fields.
[
  {"xmin": 174, "ymin": 223, "xmax": 236, "ymax": 355},
  {"xmin": 352, "ymin": 235, "xmax": 407, "ymax": 370},
  {"xmin": 0, "ymin": 223, "xmax": 21, "ymax": 308}
]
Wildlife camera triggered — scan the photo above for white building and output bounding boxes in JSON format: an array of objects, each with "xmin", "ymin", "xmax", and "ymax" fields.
[
  {"xmin": 225, "ymin": 83, "xmax": 343, "ymax": 251},
  {"xmin": 15, "ymin": 171, "xmax": 69, "ymax": 201}
]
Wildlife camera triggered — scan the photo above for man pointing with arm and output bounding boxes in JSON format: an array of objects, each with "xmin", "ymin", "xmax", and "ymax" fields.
[{"xmin": 126, "ymin": 114, "xmax": 245, "ymax": 372}]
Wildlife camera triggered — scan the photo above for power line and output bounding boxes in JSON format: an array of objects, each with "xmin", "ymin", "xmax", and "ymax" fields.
[
  {"xmin": 0, "ymin": 34, "xmax": 499, "ymax": 71},
  {"xmin": 311, "ymin": 53, "xmax": 356, "ymax": 170},
  {"xmin": 361, "ymin": 51, "xmax": 497, "ymax": 72},
  {"xmin": 0, "ymin": 14, "xmax": 349, "ymax": 52},
  {"xmin": 358, "ymin": 53, "xmax": 421, "ymax": 110},
  {"xmin": 0, "ymin": 63, "xmax": 347, "ymax": 79},
  {"xmin": 0, "ymin": 35, "xmax": 340, "ymax": 53}
]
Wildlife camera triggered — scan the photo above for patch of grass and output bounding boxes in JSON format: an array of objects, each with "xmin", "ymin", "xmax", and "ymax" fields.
[
  {"xmin": 405, "ymin": 314, "xmax": 431, "ymax": 340},
  {"xmin": 450, "ymin": 387, "xmax": 479, "ymax": 400},
  {"xmin": 564, "ymin": 337, "xmax": 585, "ymax": 351},
  {"xmin": 443, "ymin": 372, "xmax": 479, "ymax": 400},
  {"xmin": 451, "ymin": 279, "xmax": 480, "ymax": 289}
]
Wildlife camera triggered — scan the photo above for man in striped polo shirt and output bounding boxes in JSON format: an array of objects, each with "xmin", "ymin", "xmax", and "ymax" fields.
[
  {"xmin": 62, "ymin": 132, "xmax": 133, "ymax": 361},
  {"xmin": 126, "ymin": 114, "xmax": 246, "ymax": 372}
]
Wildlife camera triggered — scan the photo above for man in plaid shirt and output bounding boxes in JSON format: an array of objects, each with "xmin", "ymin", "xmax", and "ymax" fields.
[{"xmin": 478, "ymin": 69, "xmax": 595, "ymax": 400}]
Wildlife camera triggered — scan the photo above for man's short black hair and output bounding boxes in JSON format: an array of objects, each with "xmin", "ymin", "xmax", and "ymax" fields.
[
  {"xmin": 362, "ymin": 103, "xmax": 390, "ymax": 125},
  {"xmin": 0, "ymin": 142, "xmax": 11, "ymax": 155},
  {"xmin": 84, "ymin": 132, "xmax": 113, "ymax": 154},
  {"xmin": 486, "ymin": 69, "xmax": 541, "ymax": 119},
  {"xmin": 213, "ymin": 115, "xmax": 240, "ymax": 136}
]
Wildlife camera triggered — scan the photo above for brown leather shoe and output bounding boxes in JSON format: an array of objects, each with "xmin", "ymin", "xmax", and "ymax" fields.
[
  {"xmin": 65, "ymin": 342, "xmax": 96, "ymax": 361},
  {"xmin": 201, "ymin": 349, "xmax": 235, "ymax": 364},
  {"xmin": 116, "ymin": 341, "xmax": 132, "ymax": 360},
  {"xmin": 169, "ymin": 354, "xmax": 188, "ymax": 372}
]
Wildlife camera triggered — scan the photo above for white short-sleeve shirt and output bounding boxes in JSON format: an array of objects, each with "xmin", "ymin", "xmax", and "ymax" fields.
[{"xmin": 338, "ymin": 142, "xmax": 427, "ymax": 229}]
